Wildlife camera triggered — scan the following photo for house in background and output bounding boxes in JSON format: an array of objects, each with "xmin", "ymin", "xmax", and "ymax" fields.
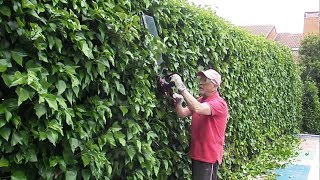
[
  {"xmin": 239, "ymin": 11, "xmax": 319, "ymax": 63},
  {"xmin": 274, "ymin": 33, "xmax": 303, "ymax": 63},
  {"xmin": 239, "ymin": 24, "xmax": 303, "ymax": 63}
]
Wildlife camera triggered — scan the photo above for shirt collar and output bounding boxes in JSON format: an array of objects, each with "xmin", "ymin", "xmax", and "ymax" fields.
[{"xmin": 200, "ymin": 92, "xmax": 219, "ymax": 102}]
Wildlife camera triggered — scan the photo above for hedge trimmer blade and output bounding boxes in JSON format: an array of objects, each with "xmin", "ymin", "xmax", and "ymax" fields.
[
  {"xmin": 140, "ymin": 13, "xmax": 164, "ymax": 68},
  {"xmin": 141, "ymin": 13, "xmax": 175, "ymax": 103}
]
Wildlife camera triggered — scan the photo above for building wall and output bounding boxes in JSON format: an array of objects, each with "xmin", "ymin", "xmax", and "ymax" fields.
[
  {"xmin": 292, "ymin": 50, "xmax": 300, "ymax": 64},
  {"xmin": 303, "ymin": 12, "xmax": 320, "ymax": 36}
]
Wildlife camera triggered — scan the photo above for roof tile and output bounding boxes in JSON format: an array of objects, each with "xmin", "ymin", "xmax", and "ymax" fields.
[
  {"xmin": 274, "ymin": 33, "xmax": 303, "ymax": 48},
  {"xmin": 240, "ymin": 25, "xmax": 275, "ymax": 37}
]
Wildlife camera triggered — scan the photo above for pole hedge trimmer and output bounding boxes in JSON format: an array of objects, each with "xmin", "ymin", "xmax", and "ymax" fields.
[{"xmin": 140, "ymin": 13, "xmax": 175, "ymax": 100}]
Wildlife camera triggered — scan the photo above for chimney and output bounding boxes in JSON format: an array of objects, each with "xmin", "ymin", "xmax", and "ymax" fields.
[{"xmin": 303, "ymin": 11, "xmax": 320, "ymax": 36}]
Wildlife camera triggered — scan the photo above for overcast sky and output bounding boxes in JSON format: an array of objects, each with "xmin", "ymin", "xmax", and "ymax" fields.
[{"xmin": 187, "ymin": 0, "xmax": 319, "ymax": 33}]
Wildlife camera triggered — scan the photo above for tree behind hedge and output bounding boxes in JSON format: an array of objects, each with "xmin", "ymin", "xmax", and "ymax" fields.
[
  {"xmin": 0, "ymin": 0, "xmax": 302, "ymax": 179},
  {"xmin": 299, "ymin": 34, "xmax": 320, "ymax": 134},
  {"xmin": 300, "ymin": 35, "xmax": 320, "ymax": 89}
]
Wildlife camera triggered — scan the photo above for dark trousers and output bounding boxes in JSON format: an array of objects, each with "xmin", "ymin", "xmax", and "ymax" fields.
[{"xmin": 192, "ymin": 160, "xmax": 219, "ymax": 180}]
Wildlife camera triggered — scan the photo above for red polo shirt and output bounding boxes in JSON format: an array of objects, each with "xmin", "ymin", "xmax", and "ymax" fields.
[{"xmin": 190, "ymin": 92, "xmax": 228, "ymax": 164}]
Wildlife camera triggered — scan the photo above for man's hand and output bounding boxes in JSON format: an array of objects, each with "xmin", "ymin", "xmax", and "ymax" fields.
[
  {"xmin": 173, "ymin": 93, "xmax": 184, "ymax": 104},
  {"xmin": 170, "ymin": 74, "xmax": 186, "ymax": 92}
]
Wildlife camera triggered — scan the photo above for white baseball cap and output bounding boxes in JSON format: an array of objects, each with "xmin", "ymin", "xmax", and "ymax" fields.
[{"xmin": 197, "ymin": 69, "xmax": 222, "ymax": 86}]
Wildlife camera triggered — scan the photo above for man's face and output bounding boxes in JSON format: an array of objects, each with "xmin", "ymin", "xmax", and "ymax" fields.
[{"xmin": 198, "ymin": 75, "xmax": 216, "ymax": 96}]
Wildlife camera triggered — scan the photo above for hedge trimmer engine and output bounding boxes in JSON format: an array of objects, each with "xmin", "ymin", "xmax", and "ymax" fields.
[{"xmin": 157, "ymin": 73, "xmax": 175, "ymax": 97}]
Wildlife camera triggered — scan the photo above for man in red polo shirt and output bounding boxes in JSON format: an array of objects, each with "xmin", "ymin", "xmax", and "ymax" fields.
[{"xmin": 170, "ymin": 69, "xmax": 228, "ymax": 180}]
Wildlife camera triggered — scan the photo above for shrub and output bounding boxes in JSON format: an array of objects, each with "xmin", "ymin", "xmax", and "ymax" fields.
[
  {"xmin": 302, "ymin": 80, "xmax": 320, "ymax": 134},
  {"xmin": 299, "ymin": 35, "xmax": 320, "ymax": 134}
]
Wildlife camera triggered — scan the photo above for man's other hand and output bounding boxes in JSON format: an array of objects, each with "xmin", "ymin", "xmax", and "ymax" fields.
[
  {"xmin": 170, "ymin": 74, "xmax": 186, "ymax": 92},
  {"xmin": 173, "ymin": 93, "xmax": 184, "ymax": 104}
]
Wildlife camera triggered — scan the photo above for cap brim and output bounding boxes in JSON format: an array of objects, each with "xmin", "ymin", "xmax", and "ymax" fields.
[{"xmin": 197, "ymin": 71, "xmax": 206, "ymax": 77}]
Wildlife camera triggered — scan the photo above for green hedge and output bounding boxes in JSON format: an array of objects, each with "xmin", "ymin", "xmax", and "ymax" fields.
[
  {"xmin": 302, "ymin": 81, "xmax": 320, "ymax": 134},
  {"xmin": 0, "ymin": 0, "xmax": 302, "ymax": 179}
]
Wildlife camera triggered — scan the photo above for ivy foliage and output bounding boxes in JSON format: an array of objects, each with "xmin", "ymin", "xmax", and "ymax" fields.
[{"xmin": 0, "ymin": 0, "xmax": 302, "ymax": 179}]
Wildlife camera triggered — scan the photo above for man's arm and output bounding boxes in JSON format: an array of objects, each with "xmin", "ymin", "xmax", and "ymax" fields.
[
  {"xmin": 174, "ymin": 102, "xmax": 192, "ymax": 118},
  {"xmin": 180, "ymin": 89, "xmax": 212, "ymax": 115},
  {"xmin": 172, "ymin": 93, "xmax": 192, "ymax": 118},
  {"xmin": 170, "ymin": 74, "xmax": 212, "ymax": 116}
]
